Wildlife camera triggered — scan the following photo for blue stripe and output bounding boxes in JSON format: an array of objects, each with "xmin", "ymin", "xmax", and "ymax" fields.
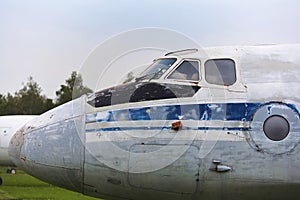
[
  {"xmin": 85, "ymin": 102, "xmax": 300, "ymax": 133},
  {"xmin": 86, "ymin": 126, "xmax": 249, "ymax": 132},
  {"xmin": 86, "ymin": 103, "xmax": 261, "ymax": 123}
]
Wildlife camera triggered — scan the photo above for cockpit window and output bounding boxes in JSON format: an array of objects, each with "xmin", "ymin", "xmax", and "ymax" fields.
[
  {"xmin": 136, "ymin": 58, "xmax": 177, "ymax": 81},
  {"xmin": 205, "ymin": 59, "xmax": 236, "ymax": 86},
  {"xmin": 167, "ymin": 60, "xmax": 200, "ymax": 81}
]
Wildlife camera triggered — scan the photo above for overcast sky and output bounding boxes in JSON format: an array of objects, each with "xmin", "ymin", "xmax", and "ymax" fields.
[{"xmin": 1, "ymin": 0, "xmax": 300, "ymax": 99}]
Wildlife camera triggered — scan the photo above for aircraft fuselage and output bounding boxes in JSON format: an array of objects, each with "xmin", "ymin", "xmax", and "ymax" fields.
[{"xmin": 9, "ymin": 45, "xmax": 300, "ymax": 200}]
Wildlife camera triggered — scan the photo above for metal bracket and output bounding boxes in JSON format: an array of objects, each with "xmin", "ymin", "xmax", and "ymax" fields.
[{"xmin": 209, "ymin": 159, "xmax": 232, "ymax": 173}]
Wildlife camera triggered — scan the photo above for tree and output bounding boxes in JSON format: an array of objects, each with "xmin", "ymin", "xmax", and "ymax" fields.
[
  {"xmin": 14, "ymin": 77, "xmax": 55, "ymax": 115},
  {"xmin": 0, "ymin": 72, "xmax": 93, "ymax": 116},
  {"xmin": 0, "ymin": 94, "xmax": 9, "ymax": 115},
  {"xmin": 55, "ymin": 71, "xmax": 93, "ymax": 106},
  {"xmin": 0, "ymin": 77, "xmax": 55, "ymax": 115},
  {"xmin": 1, "ymin": 93, "xmax": 19, "ymax": 115}
]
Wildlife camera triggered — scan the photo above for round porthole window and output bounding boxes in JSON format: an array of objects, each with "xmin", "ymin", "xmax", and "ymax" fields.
[{"xmin": 263, "ymin": 115, "xmax": 290, "ymax": 141}]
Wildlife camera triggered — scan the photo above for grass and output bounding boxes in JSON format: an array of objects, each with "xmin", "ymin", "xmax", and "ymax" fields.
[{"xmin": 0, "ymin": 167, "xmax": 100, "ymax": 200}]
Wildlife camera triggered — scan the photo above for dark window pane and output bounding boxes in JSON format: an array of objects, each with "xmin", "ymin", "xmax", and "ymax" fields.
[
  {"xmin": 205, "ymin": 59, "xmax": 236, "ymax": 86},
  {"xmin": 168, "ymin": 60, "xmax": 200, "ymax": 81},
  {"xmin": 136, "ymin": 58, "xmax": 177, "ymax": 81}
]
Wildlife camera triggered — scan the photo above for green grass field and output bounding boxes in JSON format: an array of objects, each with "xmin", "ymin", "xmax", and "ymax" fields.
[{"xmin": 0, "ymin": 167, "xmax": 100, "ymax": 200}]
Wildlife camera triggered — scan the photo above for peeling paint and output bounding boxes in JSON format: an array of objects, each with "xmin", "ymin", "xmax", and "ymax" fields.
[{"xmin": 8, "ymin": 45, "xmax": 300, "ymax": 200}]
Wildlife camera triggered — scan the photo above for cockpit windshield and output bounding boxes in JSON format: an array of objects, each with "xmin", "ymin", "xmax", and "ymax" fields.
[{"xmin": 135, "ymin": 58, "xmax": 177, "ymax": 81}]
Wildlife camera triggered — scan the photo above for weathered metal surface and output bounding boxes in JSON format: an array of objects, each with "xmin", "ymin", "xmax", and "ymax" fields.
[
  {"xmin": 9, "ymin": 97, "xmax": 86, "ymax": 193},
  {"xmin": 8, "ymin": 44, "xmax": 300, "ymax": 200},
  {"xmin": 0, "ymin": 115, "xmax": 37, "ymax": 166}
]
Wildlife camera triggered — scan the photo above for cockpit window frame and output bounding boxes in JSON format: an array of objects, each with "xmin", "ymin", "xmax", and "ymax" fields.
[
  {"xmin": 135, "ymin": 58, "xmax": 178, "ymax": 82},
  {"xmin": 165, "ymin": 59, "xmax": 201, "ymax": 83}
]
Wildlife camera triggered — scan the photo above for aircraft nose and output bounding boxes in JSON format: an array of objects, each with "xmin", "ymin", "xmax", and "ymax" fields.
[
  {"xmin": 8, "ymin": 96, "xmax": 86, "ymax": 193},
  {"xmin": 8, "ymin": 126, "xmax": 25, "ymax": 168}
]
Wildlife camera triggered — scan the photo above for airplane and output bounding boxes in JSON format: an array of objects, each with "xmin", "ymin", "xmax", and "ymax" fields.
[
  {"xmin": 0, "ymin": 115, "xmax": 37, "ymax": 184},
  {"xmin": 8, "ymin": 44, "xmax": 300, "ymax": 200}
]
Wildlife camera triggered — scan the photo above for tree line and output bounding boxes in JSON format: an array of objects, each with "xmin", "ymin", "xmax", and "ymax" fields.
[{"xmin": 0, "ymin": 71, "xmax": 92, "ymax": 116}]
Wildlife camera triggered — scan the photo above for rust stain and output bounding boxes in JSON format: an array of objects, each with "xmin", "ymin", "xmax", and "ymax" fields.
[{"xmin": 172, "ymin": 121, "xmax": 182, "ymax": 130}]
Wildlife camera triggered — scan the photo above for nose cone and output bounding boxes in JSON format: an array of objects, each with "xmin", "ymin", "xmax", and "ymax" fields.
[
  {"xmin": 8, "ymin": 126, "xmax": 25, "ymax": 168},
  {"xmin": 8, "ymin": 97, "xmax": 86, "ymax": 193}
]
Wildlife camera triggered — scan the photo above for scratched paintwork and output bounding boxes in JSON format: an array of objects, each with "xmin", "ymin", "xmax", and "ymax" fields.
[
  {"xmin": 0, "ymin": 115, "xmax": 37, "ymax": 166},
  {"xmin": 9, "ymin": 44, "xmax": 300, "ymax": 200},
  {"xmin": 9, "ymin": 98, "xmax": 86, "ymax": 192}
]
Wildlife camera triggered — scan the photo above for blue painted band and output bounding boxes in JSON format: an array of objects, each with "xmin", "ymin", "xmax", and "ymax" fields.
[
  {"xmin": 85, "ymin": 102, "xmax": 300, "ymax": 133},
  {"xmin": 86, "ymin": 126, "xmax": 249, "ymax": 133},
  {"xmin": 86, "ymin": 102, "xmax": 262, "ymax": 123}
]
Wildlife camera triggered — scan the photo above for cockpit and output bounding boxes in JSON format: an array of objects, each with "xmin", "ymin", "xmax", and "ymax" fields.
[
  {"xmin": 135, "ymin": 58, "xmax": 200, "ymax": 83},
  {"xmin": 135, "ymin": 49, "xmax": 237, "ymax": 86},
  {"xmin": 88, "ymin": 49, "xmax": 240, "ymax": 108}
]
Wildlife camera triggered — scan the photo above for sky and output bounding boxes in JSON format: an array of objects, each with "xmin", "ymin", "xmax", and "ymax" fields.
[{"xmin": 0, "ymin": 0, "xmax": 300, "ymax": 99}]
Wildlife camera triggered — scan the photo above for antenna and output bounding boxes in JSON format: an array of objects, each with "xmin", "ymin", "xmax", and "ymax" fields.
[{"xmin": 165, "ymin": 48, "xmax": 198, "ymax": 56}]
